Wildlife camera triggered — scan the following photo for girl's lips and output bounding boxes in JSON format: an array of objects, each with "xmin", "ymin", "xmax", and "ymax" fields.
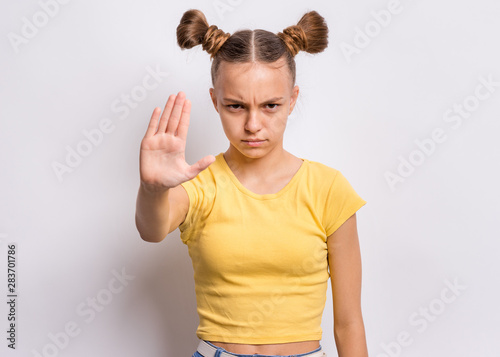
[{"xmin": 243, "ymin": 140, "xmax": 266, "ymax": 146}]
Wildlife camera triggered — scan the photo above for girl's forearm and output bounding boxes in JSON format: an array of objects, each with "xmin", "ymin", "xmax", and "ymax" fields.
[
  {"xmin": 135, "ymin": 183, "xmax": 171, "ymax": 242},
  {"xmin": 334, "ymin": 322, "xmax": 369, "ymax": 357}
]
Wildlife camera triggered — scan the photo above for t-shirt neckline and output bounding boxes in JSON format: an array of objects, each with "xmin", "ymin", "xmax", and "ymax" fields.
[{"xmin": 218, "ymin": 152, "xmax": 308, "ymax": 200}]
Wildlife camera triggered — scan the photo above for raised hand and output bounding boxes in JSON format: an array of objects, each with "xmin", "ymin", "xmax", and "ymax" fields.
[{"xmin": 139, "ymin": 91, "xmax": 215, "ymax": 192}]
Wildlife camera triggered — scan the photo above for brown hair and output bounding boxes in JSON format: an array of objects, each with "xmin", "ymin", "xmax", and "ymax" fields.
[{"xmin": 176, "ymin": 9, "xmax": 328, "ymax": 86}]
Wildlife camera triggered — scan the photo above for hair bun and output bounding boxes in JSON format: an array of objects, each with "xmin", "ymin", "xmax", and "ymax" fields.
[
  {"xmin": 177, "ymin": 9, "xmax": 230, "ymax": 59},
  {"xmin": 278, "ymin": 10, "xmax": 329, "ymax": 57},
  {"xmin": 279, "ymin": 26, "xmax": 308, "ymax": 57},
  {"xmin": 203, "ymin": 25, "xmax": 230, "ymax": 58}
]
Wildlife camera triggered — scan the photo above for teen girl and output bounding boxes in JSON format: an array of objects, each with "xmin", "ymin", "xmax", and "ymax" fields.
[{"xmin": 136, "ymin": 9, "xmax": 369, "ymax": 357}]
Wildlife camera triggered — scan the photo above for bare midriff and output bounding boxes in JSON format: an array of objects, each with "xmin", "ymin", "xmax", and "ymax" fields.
[{"xmin": 208, "ymin": 340, "xmax": 320, "ymax": 355}]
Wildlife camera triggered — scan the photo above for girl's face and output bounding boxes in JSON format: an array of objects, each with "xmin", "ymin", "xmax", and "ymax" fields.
[{"xmin": 209, "ymin": 57, "xmax": 299, "ymax": 160}]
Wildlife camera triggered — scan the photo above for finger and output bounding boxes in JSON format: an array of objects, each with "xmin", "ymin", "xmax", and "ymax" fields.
[
  {"xmin": 157, "ymin": 94, "xmax": 176, "ymax": 133},
  {"xmin": 176, "ymin": 99, "xmax": 191, "ymax": 140},
  {"xmin": 144, "ymin": 107, "xmax": 161, "ymax": 138},
  {"xmin": 166, "ymin": 91, "xmax": 186, "ymax": 134}
]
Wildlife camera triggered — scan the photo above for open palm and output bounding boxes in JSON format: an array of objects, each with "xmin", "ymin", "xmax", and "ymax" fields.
[{"xmin": 139, "ymin": 91, "xmax": 215, "ymax": 191}]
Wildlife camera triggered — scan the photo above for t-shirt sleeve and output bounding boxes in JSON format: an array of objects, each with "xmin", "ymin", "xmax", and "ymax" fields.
[
  {"xmin": 178, "ymin": 180, "xmax": 196, "ymax": 237},
  {"xmin": 323, "ymin": 170, "xmax": 367, "ymax": 237},
  {"xmin": 178, "ymin": 170, "xmax": 216, "ymax": 245}
]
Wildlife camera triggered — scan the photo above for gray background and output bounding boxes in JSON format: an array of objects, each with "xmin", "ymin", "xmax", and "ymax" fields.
[{"xmin": 1, "ymin": 0, "xmax": 499, "ymax": 356}]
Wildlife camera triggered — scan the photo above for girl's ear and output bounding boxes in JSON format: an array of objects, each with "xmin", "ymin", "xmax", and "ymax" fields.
[
  {"xmin": 209, "ymin": 87, "xmax": 219, "ymax": 113},
  {"xmin": 289, "ymin": 85, "xmax": 299, "ymax": 114}
]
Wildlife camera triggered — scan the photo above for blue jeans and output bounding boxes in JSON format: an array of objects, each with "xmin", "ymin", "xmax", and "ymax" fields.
[{"xmin": 192, "ymin": 340, "xmax": 326, "ymax": 357}]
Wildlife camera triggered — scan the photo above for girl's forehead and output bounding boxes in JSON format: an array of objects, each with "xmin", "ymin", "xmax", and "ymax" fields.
[
  {"xmin": 216, "ymin": 76, "xmax": 291, "ymax": 99},
  {"xmin": 216, "ymin": 60, "xmax": 292, "ymax": 89},
  {"xmin": 219, "ymin": 59, "xmax": 288, "ymax": 73}
]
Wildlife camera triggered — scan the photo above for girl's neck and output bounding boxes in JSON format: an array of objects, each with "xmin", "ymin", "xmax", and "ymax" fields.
[{"xmin": 223, "ymin": 146, "xmax": 294, "ymax": 180}]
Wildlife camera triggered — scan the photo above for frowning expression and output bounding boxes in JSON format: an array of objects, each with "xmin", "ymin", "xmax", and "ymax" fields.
[{"xmin": 209, "ymin": 57, "xmax": 299, "ymax": 159}]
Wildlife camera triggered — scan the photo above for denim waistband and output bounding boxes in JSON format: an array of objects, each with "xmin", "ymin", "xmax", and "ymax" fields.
[{"xmin": 196, "ymin": 340, "xmax": 326, "ymax": 357}]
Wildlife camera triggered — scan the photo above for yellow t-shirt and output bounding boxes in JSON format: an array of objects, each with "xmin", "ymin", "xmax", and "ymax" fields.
[{"xmin": 179, "ymin": 152, "xmax": 366, "ymax": 344}]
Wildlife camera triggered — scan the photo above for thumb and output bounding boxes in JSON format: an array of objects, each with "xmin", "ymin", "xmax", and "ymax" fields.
[{"xmin": 187, "ymin": 155, "xmax": 216, "ymax": 179}]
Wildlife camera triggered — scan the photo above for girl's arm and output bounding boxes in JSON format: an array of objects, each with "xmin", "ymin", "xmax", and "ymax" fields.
[
  {"xmin": 136, "ymin": 181, "xmax": 192, "ymax": 242},
  {"xmin": 135, "ymin": 92, "xmax": 215, "ymax": 242},
  {"xmin": 327, "ymin": 213, "xmax": 369, "ymax": 357}
]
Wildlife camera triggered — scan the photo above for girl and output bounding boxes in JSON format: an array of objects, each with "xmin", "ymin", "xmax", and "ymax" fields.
[{"xmin": 135, "ymin": 9, "xmax": 368, "ymax": 357}]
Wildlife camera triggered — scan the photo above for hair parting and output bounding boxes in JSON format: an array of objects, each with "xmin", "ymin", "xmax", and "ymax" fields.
[{"xmin": 176, "ymin": 9, "xmax": 329, "ymax": 86}]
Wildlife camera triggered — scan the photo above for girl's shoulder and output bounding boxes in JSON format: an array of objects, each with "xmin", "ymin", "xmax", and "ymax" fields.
[{"xmin": 301, "ymin": 157, "xmax": 339, "ymax": 177}]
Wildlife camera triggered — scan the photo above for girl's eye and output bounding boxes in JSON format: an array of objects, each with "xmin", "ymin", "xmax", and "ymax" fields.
[{"xmin": 226, "ymin": 104, "xmax": 279, "ymax": 110}]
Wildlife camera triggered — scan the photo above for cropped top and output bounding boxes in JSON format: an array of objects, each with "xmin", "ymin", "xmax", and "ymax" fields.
[{"xmin": 179, "ymin": 152, "xmax": 367, "ymax": 344}]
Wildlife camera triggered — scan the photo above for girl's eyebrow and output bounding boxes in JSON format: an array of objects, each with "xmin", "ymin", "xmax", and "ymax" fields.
[{"xmin": 222, "ymin": 97, "xmax": 284, "ymax": 104}]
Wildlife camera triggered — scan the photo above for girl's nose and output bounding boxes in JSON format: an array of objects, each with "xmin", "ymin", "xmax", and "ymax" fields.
[{"xmin": 244, "ymin": 110, "xmax": 263, "ymax": 133}]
